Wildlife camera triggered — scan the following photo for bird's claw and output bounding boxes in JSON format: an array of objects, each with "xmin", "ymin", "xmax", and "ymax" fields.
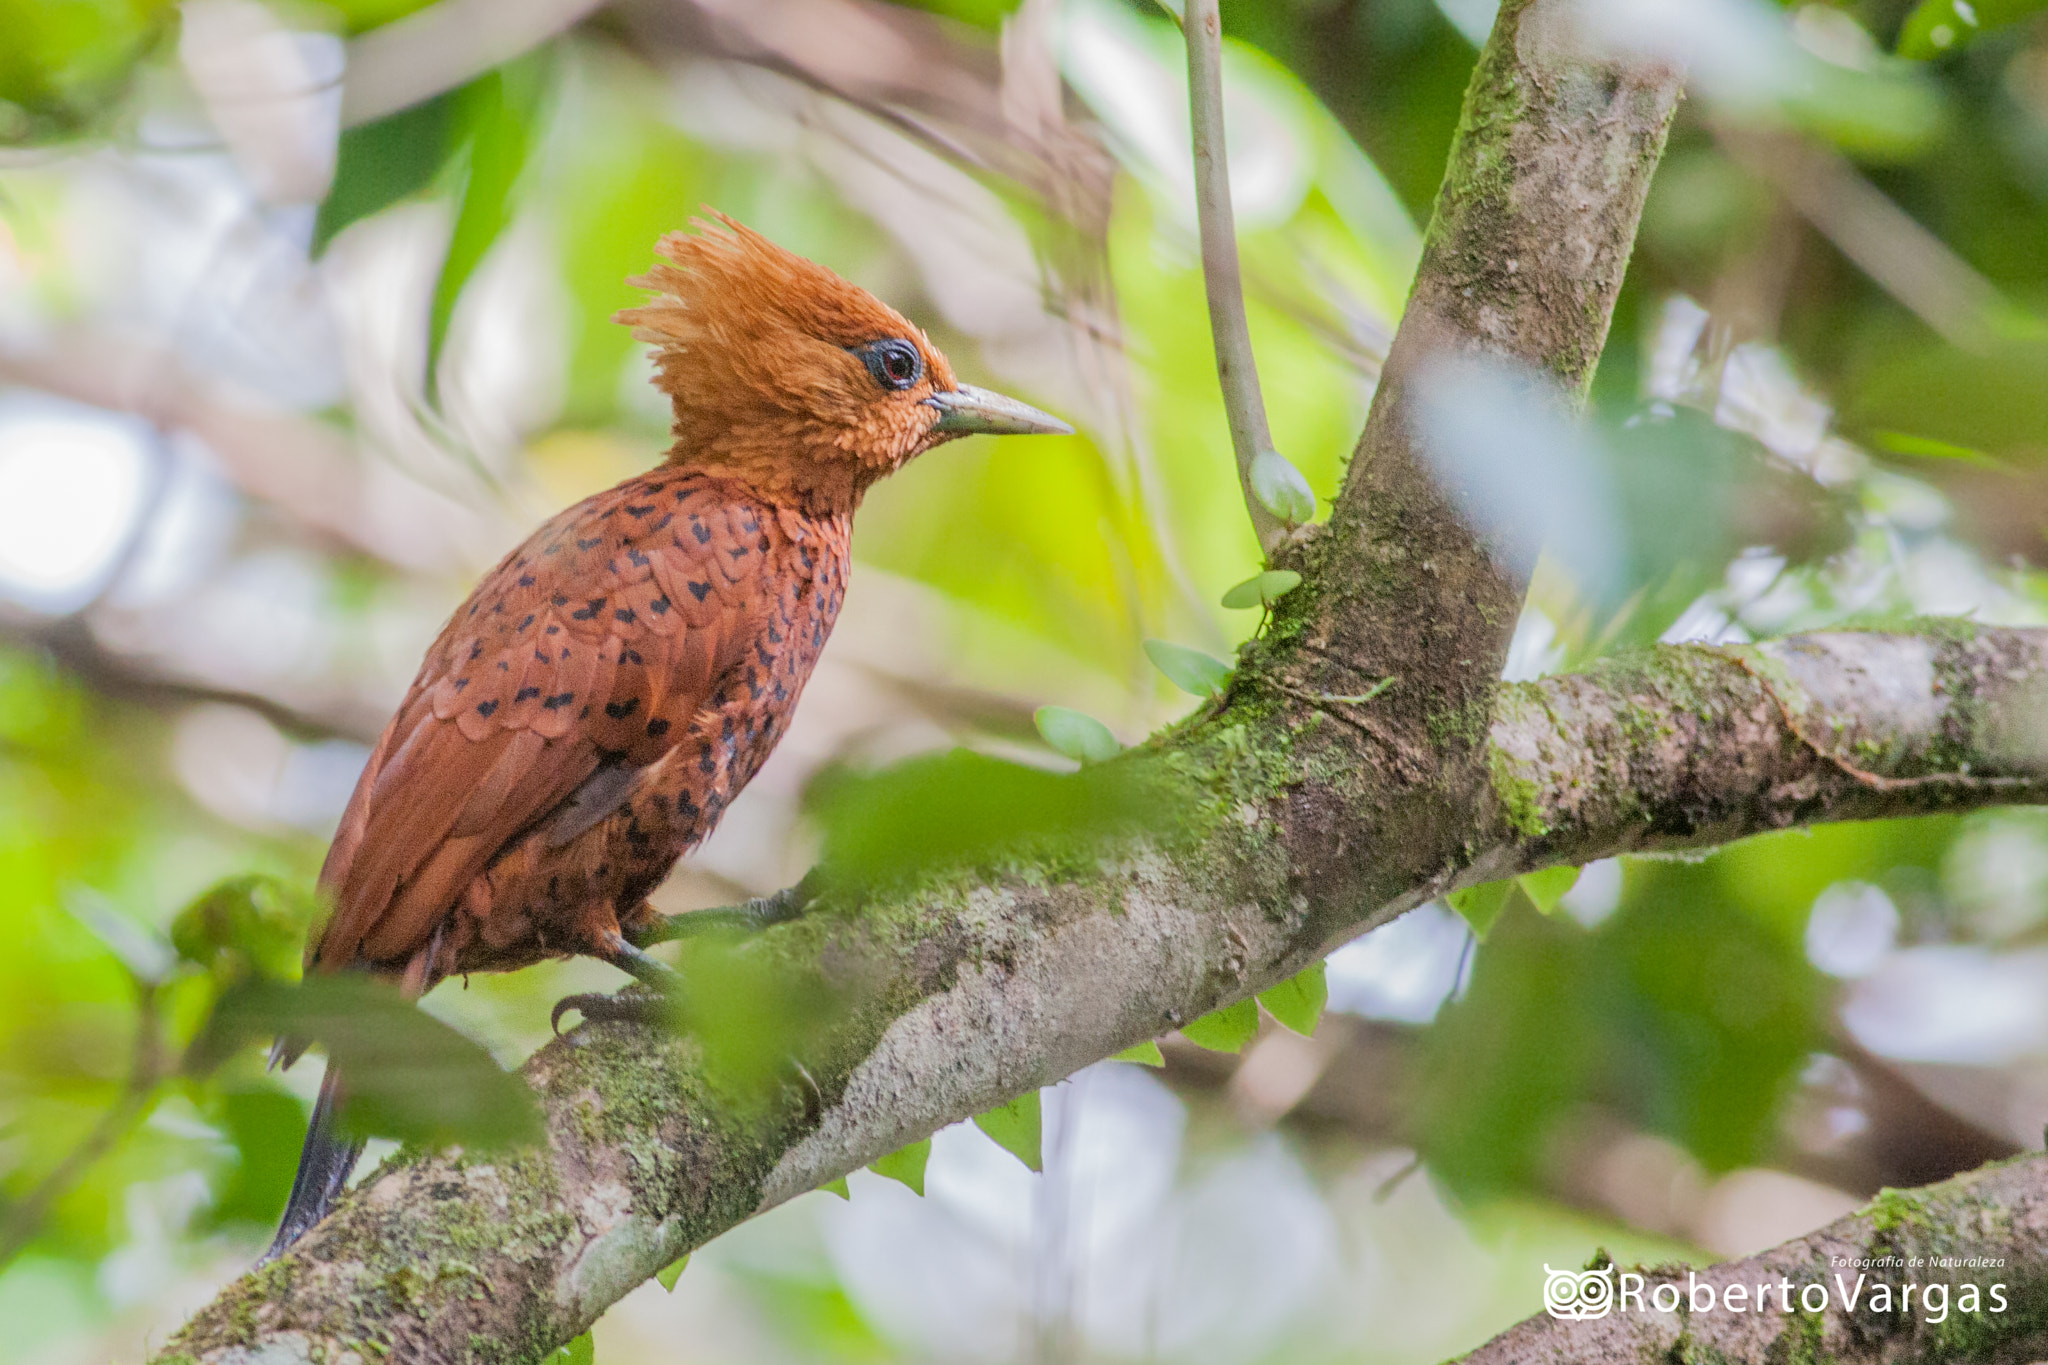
[{"xmin": 552, "ymin": 990, "xmax": 669, "ymax": 1034}]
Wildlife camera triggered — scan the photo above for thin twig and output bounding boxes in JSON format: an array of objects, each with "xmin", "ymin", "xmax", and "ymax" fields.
[
  {"xmin": 0, "ymin": 982, "xmax": 165, "ymax": 1270},
  {"xmin": 1184, "ymin": 0, "xmax": 1287, "ymax": 556}
]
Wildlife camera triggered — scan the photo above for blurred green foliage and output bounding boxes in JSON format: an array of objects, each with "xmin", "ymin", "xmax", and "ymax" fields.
[{"xmin": 0, "ymin": 0, "xmax": 172, "ymax": 141}]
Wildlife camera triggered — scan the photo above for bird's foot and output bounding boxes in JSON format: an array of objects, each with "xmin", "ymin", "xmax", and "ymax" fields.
[
  {"xmin": 554, "ymin": 935, "xmax": 687, "ymax": 1034},
  {"xmin": 629, "ymin": 883, "xmax": 813, "ymax": 946},
  {"xmin": 551, "ymin": 990, "xmax": 672, "ymax": 1034}
]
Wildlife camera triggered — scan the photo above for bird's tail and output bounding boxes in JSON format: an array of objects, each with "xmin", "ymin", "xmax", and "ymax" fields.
[{"xmin": 262, "ymin": 1061, "xmax": 364, "ymax": 1263}]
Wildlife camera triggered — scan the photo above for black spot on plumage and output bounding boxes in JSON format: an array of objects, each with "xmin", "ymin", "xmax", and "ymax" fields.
[
  {"xmin": 766, "ymin": 623, "xmax": 782, "ymax": 644},
  {"xmin": 649, "ymin": 513, "xmax": 673, "ymax": 532},
  {"xmin": 520, "ymin": 614, "xmax": 535, "ymax": 629},
  {"xmin": 571, "ymin": 597, "xmax": 607, "ymax": 621},
  {"xmin": 741, "ymin": 515, "xmax": 759, "ymax": 534},
  {"xmin": 577, "ymin": 537, "xmax": 603, "ymax": 551},
  {"xmin": 690, "ymin": 518, "xmax": 711, "ymax": 544},
  {"xmin": 698, "ymin": 743, "xmax": 715, "ymax": 775},
  {"xmin": 552, "ymin": 594, "xmax": 569, "ymax": 607},
  {"xmin": 469, "ymin": 641, "xmax": 484, "ymax": 660},
  {"xmin": 516, "ymin": 686, "xmax": 540, "ymax": 702},
  {"xmin": 628, "ymin": 548, "xmax": 649, "ymax": 568},
  {"xmin": 646, "ymin": 717, "xmax": 670, "ymax": 737},
  {"xmin": 605, "ymin": 697, "xmax": 640, "ymax": 719},
  {"xmin": 626, "ymin": 504, "xmax": 655, "ymax": 517},
  {"xmin": 688, "ymin": 581, "xmax": 711, "ymax": 602},
  {"xmin": 614, "ymin": 608, "xmax": 636, "ymax": 624},
  {"xmin": 498, "ymin": 660, "xmax": 511, "ymax": 672},
  {"xmin": 476, "ymin": 700, "xmax": 499, "ymax": 717},
  {"xmin": 453, "ymin": 677, "xmax": 469, "ymax": 692},
  {"xmin": 729, "ymin": 546, "xmax": 748, "ymax": 560},
  {"xmin": 622, "ymin": 648, "xmax": 644, "ymax": 665},
  {"xmin": 518, "ymin": 574, "xmax": 536, "ymax": 587},
  {"xmin": 650, "ymin": 596, "xmax": 670, "ymax": 615},
  {"xmin": 543, "ymin": 692, "xmax": 575, "ymax": 710}
]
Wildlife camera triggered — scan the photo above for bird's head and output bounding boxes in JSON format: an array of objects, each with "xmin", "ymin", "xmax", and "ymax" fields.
[{"xmin": 616, "ymin": 214, "xmax": 1070, "ymax": 509}]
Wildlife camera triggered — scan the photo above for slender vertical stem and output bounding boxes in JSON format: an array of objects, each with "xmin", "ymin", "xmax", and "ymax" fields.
[
  {"xmin": 1184, "ymin": 0, "xmax": 1287, "ymax": 557},
  {"xmin": 0, "ymin": 983, "xmax": 163, "ymax": 1270}
]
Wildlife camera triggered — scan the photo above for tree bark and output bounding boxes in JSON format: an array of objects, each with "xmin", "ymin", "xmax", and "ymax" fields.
[
  {"xmin": 154, "ymin": 3, "xmax": 2048, "ymax": 1362},
  {"xmin": 1457, "ymin": 1152, "xmax": 2048, "ymax": 1364}
]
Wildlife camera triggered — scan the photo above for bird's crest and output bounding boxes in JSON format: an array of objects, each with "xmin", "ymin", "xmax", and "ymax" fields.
[{"xmin": 615, "ymin": 212, "xmax": 960, "ymax": 506}]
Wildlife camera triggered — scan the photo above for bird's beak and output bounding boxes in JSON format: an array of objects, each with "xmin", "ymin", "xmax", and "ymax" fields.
[{"xmin": 924, "ymin": 384, "xmax": 1073, "ymax": 436}]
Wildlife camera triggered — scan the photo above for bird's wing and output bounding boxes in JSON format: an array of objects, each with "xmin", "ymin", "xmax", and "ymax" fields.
[{"xmin": 309, "ymin": 478, "xmax": 780, "ymax": 973}]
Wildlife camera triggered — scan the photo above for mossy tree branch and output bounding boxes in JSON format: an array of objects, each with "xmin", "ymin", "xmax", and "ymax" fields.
[
  {"xmin": 154, "ymin": 4, "xmax": 2048, "ymax": 1362},
  {"xmin": 1457, "ymin": 1152, "xmax": 2048, "ymax": 1364}
]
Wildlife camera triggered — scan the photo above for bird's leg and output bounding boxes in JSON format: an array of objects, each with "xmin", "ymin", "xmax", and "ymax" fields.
[
  {"xmin": 551, "ymin": 932, "xmax": 687, "ymax": 1033},
  {"xmin": 557, "ymin": 918, "xmax": 826, "ymax": 1123},
  {"xmin": 625, "ymin": 882, "xmax": 813, "ymax": 947}
]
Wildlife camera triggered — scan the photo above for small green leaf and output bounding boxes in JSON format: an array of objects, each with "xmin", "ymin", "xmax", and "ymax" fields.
[
  {"xmin": 546, "ymin": 1332, "xmax": 594, "ymax": 1365},
  {"xmin": 655, "ymin": 1254, "xmax": 689, "ymax": 1291},
  {"xmin": 1257, "ymin": 961, "xmax": 1327, "ymax": 1036},
  {"xmin": 1111, "ymin": 1040, "xmax": 1165, "ymax": 1067},
  {"xmin": 973, "ymin": 1091, "xmax": 1043, "ymax": 1172},
  {"xmin": 1871, "ymin": 429, "xmax": 2007, "ymax": 469},
  {"xmin": 170, "ymin": 874, "xmax": 318, "ymax": 983},
  {"xmin": 1447, "ymin": 880, "xmax": 1514, "ymax": 939},
  {"xmin": 868, "ymin": 1137, "xmax": 931, "ymax": 1196},
  {"xmin": 820, "ymin": 1175, "xmax": 850, "ymax": 1199},
  {"xmin": 189, "ymin": 976, "xmax": 543, "ymax": 1150},
  {"xmin": 1144, "ymin": 639, "xmax": 1233, "ymax": 698},
  {"xmin": 313, "ymin": 88, "xmax": 462, "ymax": 255},
  {"xmin": 427, "ymin": 61, "xmax": 546, "ymax": 390},
  {"xmin": 1250, "ymin": 449, "xmax": 1316, "ymax": 524},
  {"xmin": 1517, "ymin": 866, "xmax": 1580, "ymax": 916},
  {"xmin": 1034, "ymin": 706, "xmax": 1121, "ymax": 764},
  {"xmin": 1220, "ymin": 569, "xmax": 1303, "ymax": 610},
  {"xmin": 1179, "ymin": 997, "xmax": 1259, "ymax": 1053}
]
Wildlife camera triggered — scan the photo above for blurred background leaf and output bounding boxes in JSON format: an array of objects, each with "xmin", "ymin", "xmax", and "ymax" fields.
[{"xmin": 188, "ymin": 975, "xmax": 543, "ymax": 1150}]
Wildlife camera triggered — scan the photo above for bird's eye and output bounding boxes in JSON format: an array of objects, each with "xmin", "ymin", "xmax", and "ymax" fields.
[{"xmin": 853, "ymin": 338, "xmax": 924, "ymax": 392}]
